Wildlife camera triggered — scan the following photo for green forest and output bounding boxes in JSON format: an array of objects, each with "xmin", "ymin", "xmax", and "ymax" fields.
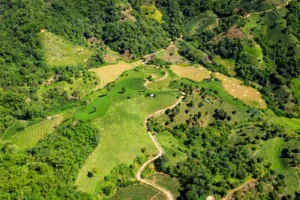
[{"xmin": 0, "ymin": 0, "xmax": 300, "ymax": 199}]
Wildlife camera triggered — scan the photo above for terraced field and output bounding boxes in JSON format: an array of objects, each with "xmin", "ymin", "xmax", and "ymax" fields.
[
  {"xmin": 75, "ymin": 65, "xmax": 179, "ymax": 193},
  {"xmin": 9, "ymin": 115, "xmax": 64, "ymax": 149}
]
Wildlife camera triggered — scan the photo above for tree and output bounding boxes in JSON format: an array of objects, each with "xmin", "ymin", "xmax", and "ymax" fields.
[{"xmin": 122, "ymin": 86, "xmax": 126, "ymax": 93}]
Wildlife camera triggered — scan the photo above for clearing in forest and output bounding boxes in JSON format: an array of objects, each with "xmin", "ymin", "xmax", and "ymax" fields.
[
  {"xmin": 258, "ymin": 138, "xmax": 300, "ymax": 195},
  {"xmin": 185, "ymin": 11, "xmax": 218, "ymax": 35},
  {"xmin": 40, "ymin": 31, "xmax": 93, "ymax": 67},
  {"xmin": 171, "ymin": 65, "xmax": 211, "ymax": 82},
  {"xmin": 90, "ymin": 61, "xmax": 142, "ymax": 90},
  {"xmin": 9, "ymin": 115, "xmax": 64, "ymax": 149},
  {"xmin": 213, "ymin": 55, "xmax": 236, "ymax": 76},
  {"xmin": 212, "ymin": 72, "xmax": 267, "ymax": 109},
  {"xmin": 140, "ymin": 3, "xmax": 163, "ymax": 23}
]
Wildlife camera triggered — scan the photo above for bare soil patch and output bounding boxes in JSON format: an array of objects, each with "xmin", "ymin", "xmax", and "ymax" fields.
[{"xmin": 226, "ymin": 26, "xmax": 245, "ymax": 39}]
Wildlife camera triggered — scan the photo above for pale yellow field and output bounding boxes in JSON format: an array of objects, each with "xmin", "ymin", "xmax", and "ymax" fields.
[
  {"xmin": 171, "ymin": 65, "xmax": 211, "ymax": 82},
  {"xmin": 90, "ymin": 61, "xmax": 142, "ymax": 90},
  {"xmin": 212, "ymin": 72, "xmax": 267, "ymax": 109},
  {"xmin": 171, "ymin": 65, "xmax": 267, "ymax": 109},
  {"xmin": 11, "ymin": 115, "xmax": 64, "ymax": 149}
]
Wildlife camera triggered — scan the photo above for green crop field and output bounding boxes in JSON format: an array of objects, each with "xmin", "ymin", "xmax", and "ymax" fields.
[
  {"xmin": 110, "ymin": 184, "xmax": 166, "ymax": 200},
  {"xmin": 1, "ymin": 119, "xmax": 44, "ymax": 140},
  {"xmin": 9, "ymin": 115, "xmax": 64, "ymax": 149},
  {"xmin": 148, "ymin": 174, "xmax": 181, "ymax": 198},
  {"xmin": 75, "ymin": 65, "xmax": 179, "ymax": 193},
  {"xmin": 40, "ymin": 31, "xmax": 93, "ymax": 67}
]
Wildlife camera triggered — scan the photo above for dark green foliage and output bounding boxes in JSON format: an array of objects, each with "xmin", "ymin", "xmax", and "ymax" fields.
[
  {"xmin": 102, "ymin": 20, "xmax": 169, "ymax": 57},
  {"xmin": 0, "ymin": 121, "xmax": 99, "ymax": 199},
  {"xmin": 157, "ymin": 124, "xmax": 258, "ymax": 199}
]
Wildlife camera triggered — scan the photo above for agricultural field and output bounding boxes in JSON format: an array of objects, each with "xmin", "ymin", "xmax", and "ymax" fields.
[
  {"xmin": 75, "ymin": 65, "xmax": 179, "ymax": 194},
  {"xmin": 212, "ymin": 72, "xmax": 267, "ymax": 109},
  {"xmin": 110, "ymin": 184, "xmax": 166, "ymax": 200},
  {"xmin": 1, "ymin": 119, "xmax": 42, "ymax": 140},
  {"xmin": 171, "ymin": 65, "xmax": 266, "ymax": 108},
  {"xmin": 148, "ymin": 174, "xmax": 181, "ymax": 199},
  {"xmin": 171, "ymin": 65, "xmax": 211, "ymax": 82},
  {"xmin": 90, "ymin": 61, "xmax": 142, "ymax": 90},
  {"xmin": 185, "ymin": 11, "xmax": 218, "ymax": 35},
  {"xmin": 40, "ymin": 30, "xmax": 93, "ymax": 67},
  {"xmin": 9, "ymin": 115, "xmax": 64, "ymax": 149}
]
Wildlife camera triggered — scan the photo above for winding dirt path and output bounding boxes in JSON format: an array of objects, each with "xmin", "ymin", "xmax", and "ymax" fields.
[
  {"xmin": 144, "ymin": 68, "xmax": 169, "ymax": 87},
  {"xmin": 136, "ymin": 94, "xmax": 184, "ymax": 200}
]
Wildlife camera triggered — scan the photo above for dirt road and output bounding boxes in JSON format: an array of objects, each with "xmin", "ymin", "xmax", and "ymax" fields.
[{"xmin": 136, "ymin": 94, "xmax": 185, "ymax": 200}]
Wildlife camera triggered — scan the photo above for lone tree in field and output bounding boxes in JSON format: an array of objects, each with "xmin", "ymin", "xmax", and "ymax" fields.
[
  {"xmin": 122, "ymin": 86, "xmax": 126, "ymax": 93},
  {"xmin": 93, "ymin": 106, "xmax": 97, "ymax": 112}
]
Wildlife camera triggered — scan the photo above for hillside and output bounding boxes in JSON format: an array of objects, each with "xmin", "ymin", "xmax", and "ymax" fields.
[{"xmin": 0, "ymin": 0, "xmax": 300, "ymax": 200}]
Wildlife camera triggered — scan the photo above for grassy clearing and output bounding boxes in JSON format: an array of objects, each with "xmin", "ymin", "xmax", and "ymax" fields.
[
  {"xmin": 10, "ymin": 115, "xmax": 64, "ymax": 149},
  {"xmin": 241, "ymin": 7, "xmax": 300, "ymax": 56},
  {"xmin": 38, "ymin": 77, "xmax": 96, "ymax": 99},
  {"xmin": 90, "ymin": 61, "xmax": 142, "ymax": 90},
  {"xmin": 185, "ymin": 11, "xmax": 218, "ymax": 35},
  {"xmin": 148, "ymin": 173, "xmax": 181, "ymax": 198},
  {"xmin": 110, "ymin": 184, "xmax": 166, "ymax": 200},
  {"xmin": 212, "ymin": 72, "xmax": 267, "ymax": 109},
  {"xmin": 155, "ymin": 131, "xmax": 187, "ymax": 166},
  {"xmin": 213, "ymin": 55, "xmax": 236, "ymax": 76},
  {"xmin": 159, "ymin": 44, "xmax": 189, "ymax": 65},
  {"xmin": 40, "ymin": 31, "xmax": 93, "ymax": 67},
  {"xmin": 140, "ymin": 3, "xmax": 163, "ymax": 23},
  {"xmin": 258, "ymin": 138, "xmax": 300, "ymax": 195},
  {"xmin": 291, "ymin": 77, "xmax": 300, "ymax": 109},
  {"xmin": 171, "ymin": 65, "xmax": 211, "ymax": 82},
  {"xmin": 241, "ymin": 38, "xmax": 265, "ymax": 67}
]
